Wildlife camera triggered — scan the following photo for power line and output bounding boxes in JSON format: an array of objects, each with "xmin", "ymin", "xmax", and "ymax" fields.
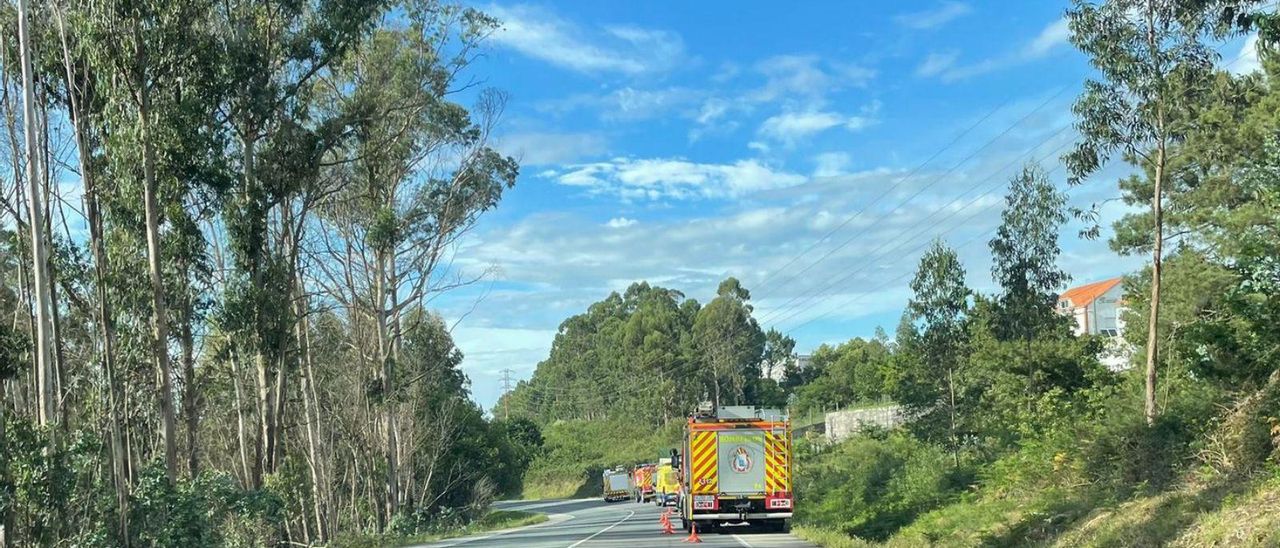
[
  {"xmin": 748, "ymin": 98, "xmax": 1012, "ymax": 295},
  {"xmin": 761, "ymin": 129, "xmax": 1075, "ymax": 329},
  {"xmin": 502, "ymin": 26, "xmax": 1273, "ymax": 416},
  {"xmin": 780, "ymin": 160, "xmax": 1073, "ymax": 336},
  {"xmin": 752, "ymin": 85, "xmax": 1073, "ymax": 313},
  {"xmin": 753, "ymin": 31, "xmax": 1266, "ymax": 322}
]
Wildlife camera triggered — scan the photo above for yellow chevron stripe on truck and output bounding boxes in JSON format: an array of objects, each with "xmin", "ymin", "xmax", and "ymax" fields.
[
  {"xmin": 690, "ymin": 431, "xmax": 718, "ymax": 494},
  {"xmin": 764, "ymin": 430, "xmax": 791, "ymax": 493}
]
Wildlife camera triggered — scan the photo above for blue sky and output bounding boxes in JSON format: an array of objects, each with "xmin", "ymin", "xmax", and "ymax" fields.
[{"xmin": 434, "ymin": 1, "xmax": 1264, "ymax": 410}]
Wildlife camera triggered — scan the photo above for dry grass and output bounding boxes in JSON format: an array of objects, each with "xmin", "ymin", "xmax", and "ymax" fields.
[{"xmin": 1171, "ymin": 476, "xmax": 1280, "ymax": 547}]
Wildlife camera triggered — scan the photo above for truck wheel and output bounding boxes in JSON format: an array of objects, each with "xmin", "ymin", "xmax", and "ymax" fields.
[
  {"xmin": 681, "ymin": 517, "xmax": 690, "ymax": 532},
  {"xmin": 779, "ymin": 519, "xmax": 792, "ymax": 534}
]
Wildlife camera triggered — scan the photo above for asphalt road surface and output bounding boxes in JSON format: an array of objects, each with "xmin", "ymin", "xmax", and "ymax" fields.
[{"xmin": 412, "ymin": 498, "xmax": 819, "ymax": 548}]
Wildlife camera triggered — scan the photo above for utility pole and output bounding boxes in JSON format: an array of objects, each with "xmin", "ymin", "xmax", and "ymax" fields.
[{"xmin": 499, "ymin": 369, "xmax": 514, "ymax": 420}]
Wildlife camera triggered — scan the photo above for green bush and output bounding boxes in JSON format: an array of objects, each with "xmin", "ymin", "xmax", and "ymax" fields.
[
  {"xmin": 129, "ymin": 465, "xmax": 283, "ymax": 548},
  {"xmin": 795, "ymin": 433, "xmax": 970, "ymax": 541},
  {"xmin": 1070, "ymin": 369, "xmax": 1226, "ymax": 496}
]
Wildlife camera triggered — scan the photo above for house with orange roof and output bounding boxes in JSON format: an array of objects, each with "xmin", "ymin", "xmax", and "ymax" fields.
[
  {"xmin": 1057, "ymin": 277, "xmax": 1131, "ymax": 370},
  {"xmin": 1057, "ymin": 277, "xmax": 1125, "ymax": 337}
]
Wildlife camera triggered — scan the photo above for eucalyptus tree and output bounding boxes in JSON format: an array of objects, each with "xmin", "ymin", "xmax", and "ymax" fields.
[
  {"xmin": 48, "ymin": 2, "xmax": 133, "ymax": 534},
  {"xmin": 900, "ymin": 240, "xmax": 971, "ymax": 464},
  {"xmin": 310, "ymin": 4, "xmax": 515, "ymax": 523},
  {"xmin": 988, "ymin": 163, "xmax": 1070, "ymax": 341},
  {"xmin": 692, "ymin": 277, "xmax": 766, "ymax": 407},
  {"xmin": 1064, "ymin": 0, "xmax": 1262, "ymax": 425},
  {"xmin": 213, "ymin": 0, "xmax": 383, "ymax": 495},
  {"xmin": 15, "ymin": 0, "xmax": 53, "ymax": 434},
  {"xmin": 76, "ymin": 0, "xmax": 226, "ymax": 481}
]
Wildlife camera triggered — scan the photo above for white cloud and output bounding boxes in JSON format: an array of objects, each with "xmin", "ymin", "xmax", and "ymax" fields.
[
  {"xmin": 488, "ymin": 4, "xmax": 684, "ymax": 75},
  {"xmin": 1230, "ymin": 34, "xmax": 1261, "ymax": 75},
  {"xmin": 751, "ymin": 55, "xmax": 875, "ymax": 103},
  {"xmin": 552, "ymin": 157, "xmax": 806, "ymax": 200},
  {"xmin": 757, "ymin": 102, "xmax": 880, "ymax": 146},
  {"xmin": 759, "ymin": 111, "xmax": 845, "ymax": 142},
  {"xmin": 916, "ymin": 51, "xmax": 959, "ymax": 77},
  {"xmin": 920, "ymin": 17, "xmax": 1074, "ymax": 82},
  {"xmin": 537, "ymin": 86, "xmax": 701, "ymax": 122},
  {"xmin": 1026, "ymin": 18, "xmax": 1070, "ymax": 58},
  {"xmin": 813, "ymin": 152, "xmax": 852, "ymax": 177},
  {"xmin": 452, "ymin": 121, "xmax": 1125, "ymax": 410},
  {"xmin": 497, "ymin": 131, "xmax": 608, "ymax": 166},
  {"xmin": 605, "ymin": 216, "xmax": 638, "ymax": 228},
  {"xmin": 696, "ymin": 98, "xmax": 731, "ymax": 125},
  {"xmin": 896, "ymin": 2, "xmax": 971, "ymax": 30}
]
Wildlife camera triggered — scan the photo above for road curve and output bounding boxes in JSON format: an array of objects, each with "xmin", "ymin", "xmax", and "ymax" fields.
[{"xmin": 411, "ymin": 498, "xmax": 819, "ymax": 548}]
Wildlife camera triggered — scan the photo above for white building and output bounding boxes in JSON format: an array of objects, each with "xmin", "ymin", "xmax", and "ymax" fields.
[
  {"xmin": 763, "ymin": 354, "xmax": 810, "ymax": 382},
  {"xmin": 1057, "ymin": 277, "xmax": 1131, "ymax": 370}
]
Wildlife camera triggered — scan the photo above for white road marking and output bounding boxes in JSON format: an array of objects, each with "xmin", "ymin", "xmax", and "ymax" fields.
[
  {"xmin": 732, "ymin": 534, "xmax": 755, "ymax": 548},
  {"xmin": 566, "ymin": 510, "xmax": 635, "ymax": 548}
]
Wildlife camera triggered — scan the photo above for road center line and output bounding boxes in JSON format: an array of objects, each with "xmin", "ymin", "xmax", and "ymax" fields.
[
  {"xmin": 566, "ymin": 510, "xmax": 635, "ymax": 548},
  {"xmin": 733, "ymin": 534, "xmax": 756, "ymax": 548}
]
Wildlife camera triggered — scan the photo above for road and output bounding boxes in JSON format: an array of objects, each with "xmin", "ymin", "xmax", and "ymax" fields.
[{"xmin": 412, "ymin": 498, "xmax": 819, "ymax": 548}]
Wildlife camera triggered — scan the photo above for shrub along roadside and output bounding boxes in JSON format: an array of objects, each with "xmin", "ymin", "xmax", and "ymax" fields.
[{"xmin": 793, "ymin": 432, "xmax": 973, "ymax": 542}]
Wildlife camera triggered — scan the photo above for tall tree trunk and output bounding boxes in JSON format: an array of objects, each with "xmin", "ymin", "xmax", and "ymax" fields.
[
  {"xmin": 232, "ymin": 351, "xmax": 253, "ymax": 486},
  {"xmin": 297, "ymin": 292, "xmax": 329, "ymax": 542},
  {"xmin": 272, "ymin": 203, "xmax": 292, "ymax": 473},
  {"xmin": 1, "ymin": 408, "xmax": 11, "ymax": 548},
  {"xmin": 53, "ymin": 9, "xmax": 130, "ymax": 537},
  {"xmin": 947, "ymin": 366, "xmax": 959, "ymax": 468},
  {"xmin": 180, "ymin": 284, "xmax": 198, "ymax": 477},
  {"xmin": 1145, "ymin": 138, "xmax": 1165, "ymax": 426},
  {"xmin": 16, "ymin": 0, "xmax": 55, "ymax": 432},
  {"xmin": 38, "ymin": 100, "xmax": 66, "ymax": 430},
  {"xmin": 256, "ymin": 347, "xmax": 274, "ymax": 484},
  {"xmin": 134, "ymin": 42, "xmax": 178, "ymax": 479},
  {"xmin": 1143, "ymin": 5, "xmax": 1165, "ymax": 428},
  {"xmin": 375, "ymin": 251, "xmax": 398, "ymax": 524},
  {"xmin": 240, "ymin": 133, "xmax": 276, "ymax": 486},
  {"xmin": 389, "ymin": 268, "xmax": 406, "ymax": 512}
]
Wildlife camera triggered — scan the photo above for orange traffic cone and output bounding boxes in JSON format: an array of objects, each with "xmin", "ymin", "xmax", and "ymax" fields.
[
  {"xmin": 682, "ymin": 522, "xmax": 702, "ymax": 543},
  {"xmin": 660, "ymin": 515, "xmax": 676, "ymax": 535}
]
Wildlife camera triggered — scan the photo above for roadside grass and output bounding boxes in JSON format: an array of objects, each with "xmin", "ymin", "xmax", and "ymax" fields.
[
  {"xmin": 328, "ymin": 510, "xmax": 547, "ymax": 548},
  {"xmin": 1047, "ymin": 478, "xmax": 1252, "ymax": 548},
  {"xmin": 520, "ymin": 476, "xmax": 590, "ymax": 500},
  {"xmin": 794, "ymin": 526, "xmax": 875, "ymax": 548},
  {"xmin": 1171, "ymin": 473, "xmax": 1280, "ymax": 547},
  {"xmin": 799, "ymin": 467, "xmax": 1280, "ymax": 548},
  {"xmin": 883, "ymin": 487, "xmax": 1101, "ymax": 547}
]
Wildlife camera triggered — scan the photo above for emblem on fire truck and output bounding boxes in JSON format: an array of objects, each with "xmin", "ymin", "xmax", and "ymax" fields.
[{"xmin": 730, "ymin": 446, "xmax": 753, "ymax": 473}]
